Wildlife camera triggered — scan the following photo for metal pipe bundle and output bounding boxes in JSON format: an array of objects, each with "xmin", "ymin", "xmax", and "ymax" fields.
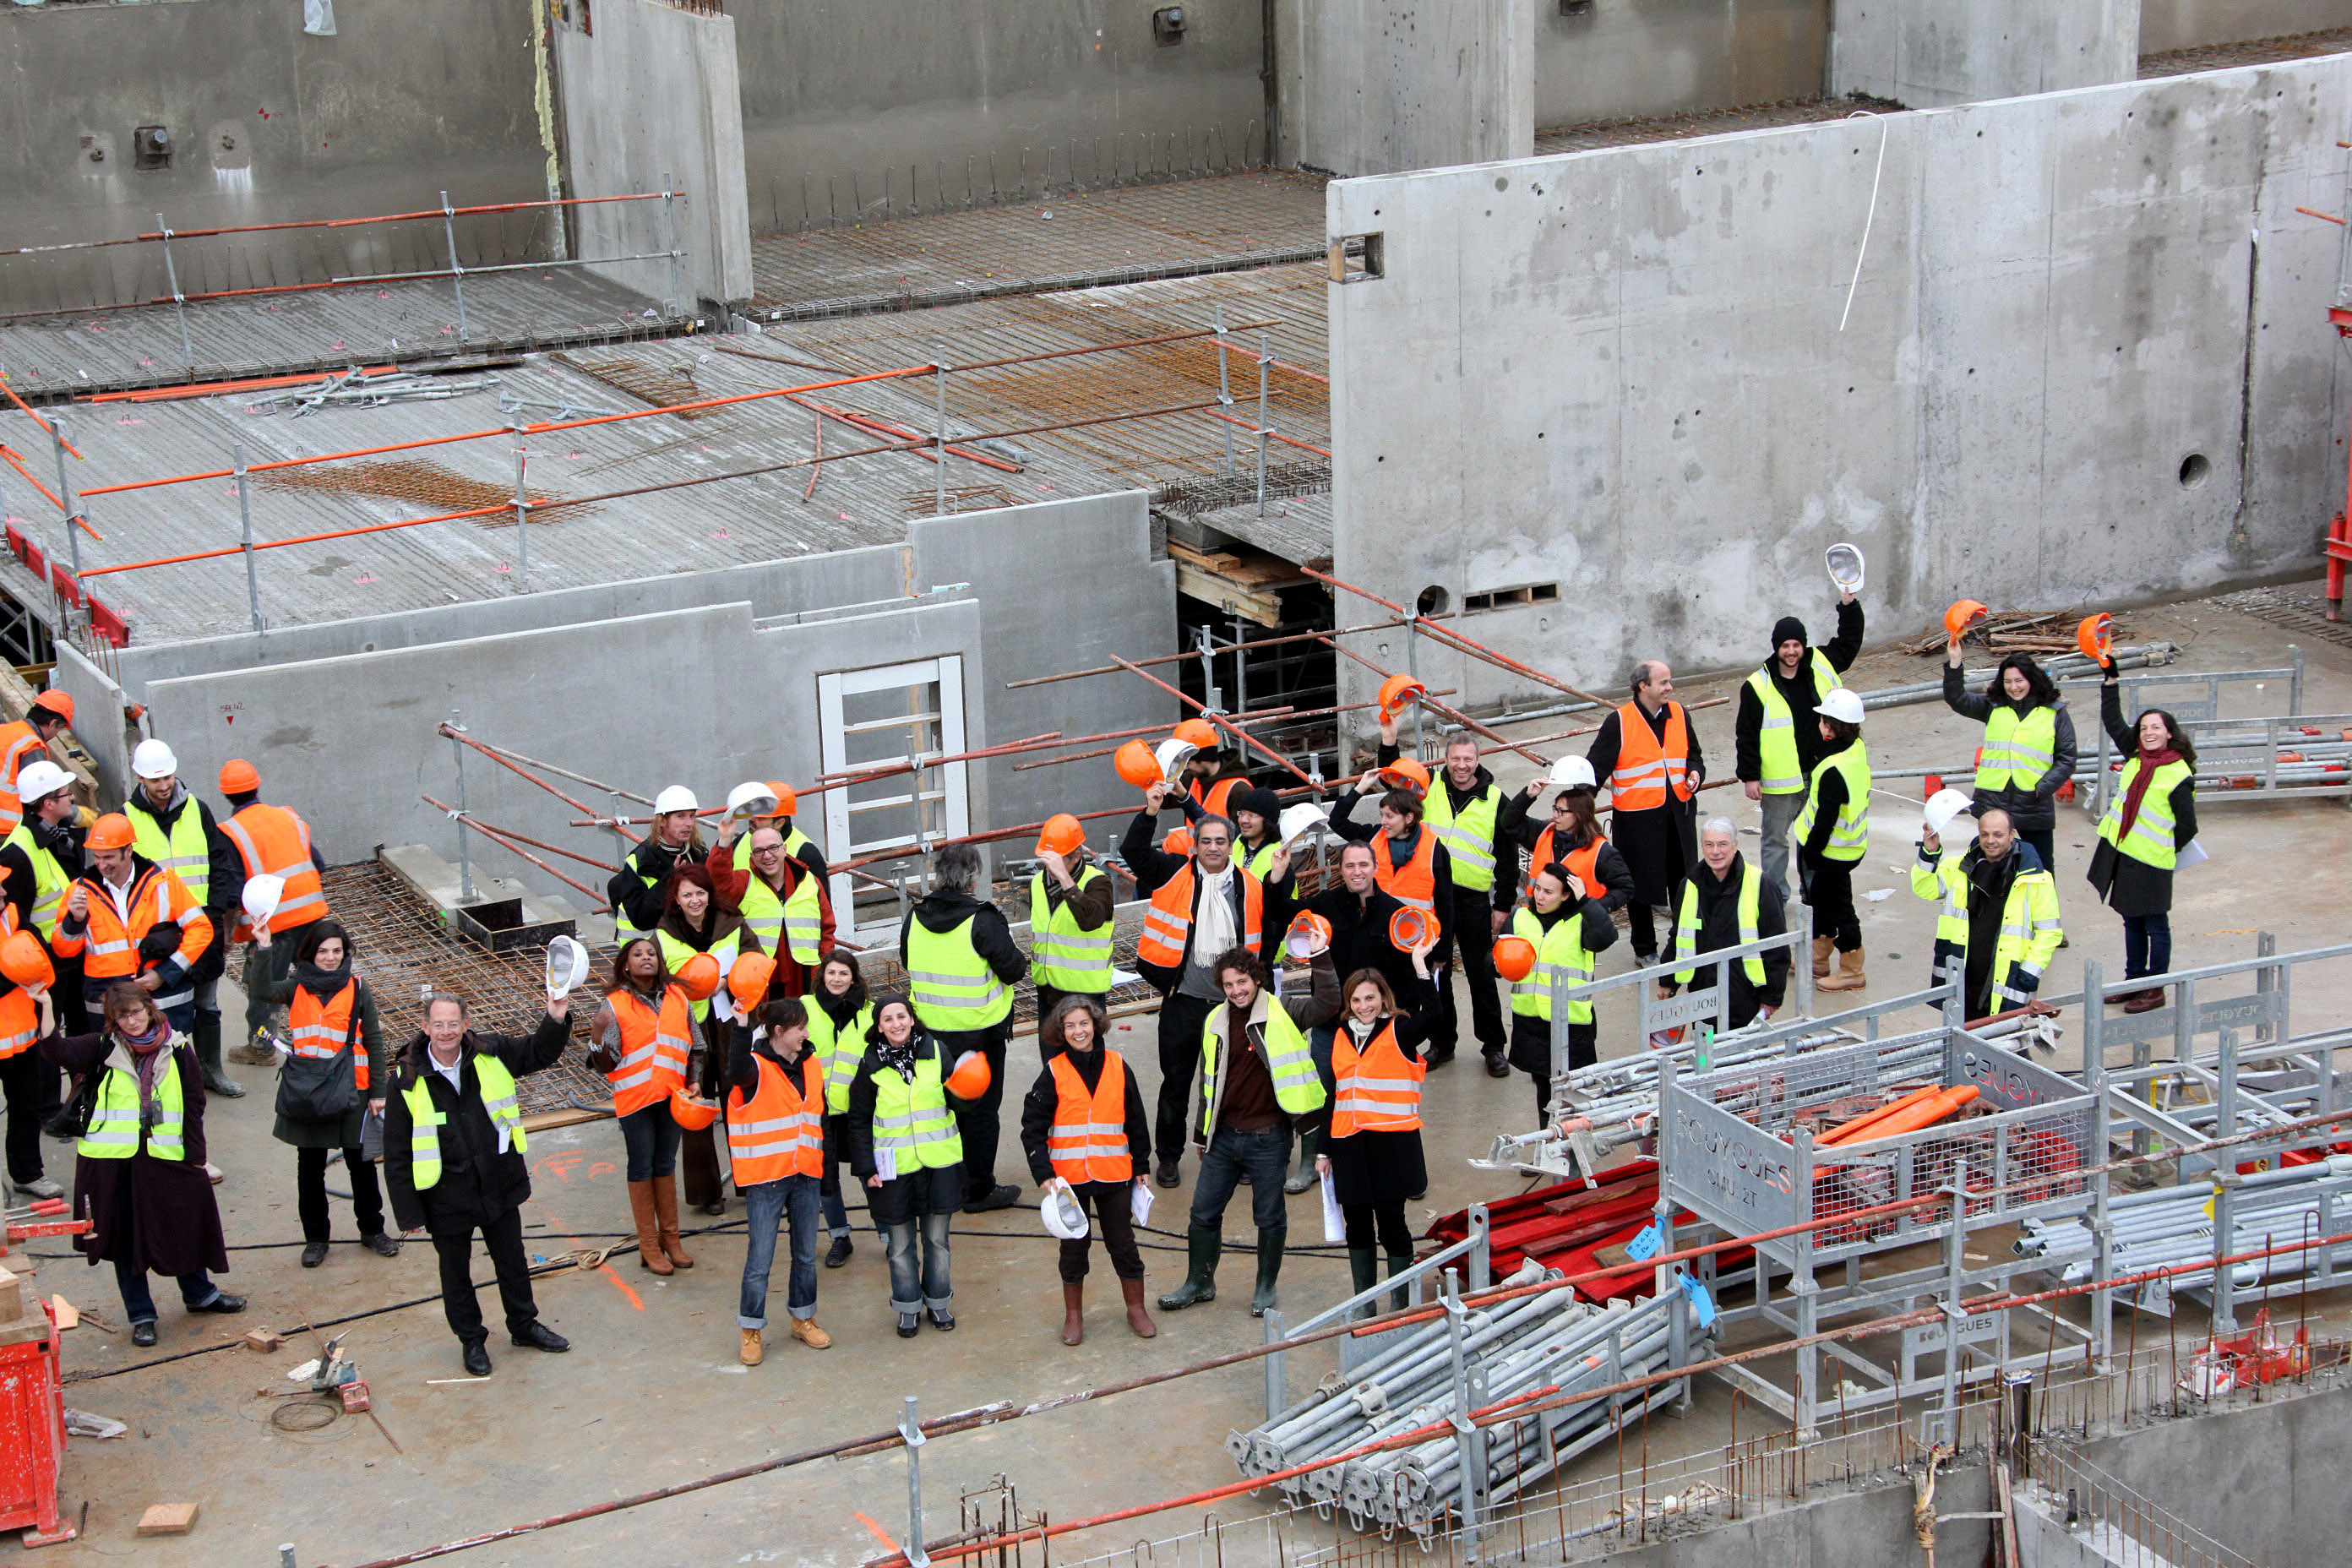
[{"xmin": 2015, "ymin": 1157, "xmax": 2352, "ymax": 1292}]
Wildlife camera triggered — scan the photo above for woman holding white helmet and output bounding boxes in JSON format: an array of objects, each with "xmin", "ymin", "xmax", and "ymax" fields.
[
  {"xmin": 1019, "ymin": 993, "xmax": 1155, "ymax": 1345},
  {"xmin": 1499, "ymin": 757, "xmax": 1634, "ymax": 919},
  {"xmin": 1794, "ymin": 689, "xmax": 1872, "ymax": 992}
]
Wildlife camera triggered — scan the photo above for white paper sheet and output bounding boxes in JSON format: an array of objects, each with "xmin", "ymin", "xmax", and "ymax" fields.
[{"xmin": 1320, "ymin": 1170, "xmax": 1346, "ymax": 1244}]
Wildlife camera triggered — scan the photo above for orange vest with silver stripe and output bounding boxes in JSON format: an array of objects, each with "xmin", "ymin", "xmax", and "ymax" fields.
[
  {"xmin": 0, "ymin": 720, "xmax": 44, "ymax": 836},
  {"xmin": 1046, "ymin": 1049, "xmax": 1133, "ymax": 1184},
  {"xmin": 1374, "ymin": 828, "xmax": 1439, "ymax": 915},
  {"xmin": 725, "ymin": 1050, "xmax": 825, "ymax": 1184},
  {"xmin": 290, "ymin": 976, "xmax": 366, "ymax": 1092},
  {"xmin": 1330, "ymin": 1020, "xmax": 1424, "ymax": 1136},
  {"xmin": 222, "ymin": 803, "xmax": 328, "ymax": 934},
  {"xmin": 1135, "ymin": 863, "xmax": 1264, "ymax": 969},
  {"xmin": 1530, "ymin": 829, "xmax": 1603, "ymax": 897},
  {"xmin": 607, "ymin": 985, "xmax": 691, "ymax": 1117},
  {"xmin": 1609, "ymin": 702, "xmax": 1696, "ymax": 812},
  {"xmin": 0, "ymin": 988, "xmax": 35, "ymax": 1061},
  {"xmin": 57, "ymin": 865, "xmax": 210, "ymax": 984},
  {"xmin": 1191, "ymin": 776, "xmax": 1243, "ymax": 820}
]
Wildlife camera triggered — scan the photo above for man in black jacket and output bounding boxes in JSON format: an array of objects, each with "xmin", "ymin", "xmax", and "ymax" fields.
[
  {"xmin": 384, "ymin": 991, "xmax": 575, "ymax": 1376},
  {"xmin": 1734, "ymin": 591, "xmax": 1863, "ymax": 896},
  {"xmin": 899, "ymin": 842, "xmax": 1029, "ymax": 1213},
  {"xmin": 124, "ymin": 739, "xmax": 246, "ymax": 1097},
  {"xmin": 1658, "ymin": 817, "xmax": 1790, "ymax": 1033},
  {"xmin": 606, "ymin": 787, "xmax": 705, "ymax": 946},
  {"xmin": 1270, "ymin": 837, "xmax": 1407, "ymax": 1193}
]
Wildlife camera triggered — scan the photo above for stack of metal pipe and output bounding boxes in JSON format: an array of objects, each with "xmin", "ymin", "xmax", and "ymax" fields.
[
  {"xmin": 1225, "ymin": 1266, "xmax": 1684, "ymax": 1539},
  {"xmin": 2014, "ymin": 1155, "xmax": 2352, "ymax": 1293}
]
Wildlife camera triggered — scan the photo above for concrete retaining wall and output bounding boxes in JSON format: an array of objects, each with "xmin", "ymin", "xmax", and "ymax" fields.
[
  {"xmin": 1534, "ymin": 0, "xmax": 1830, "ymax": 131},
  {"xmin": 2142, "ymin": 0, "xmax": 2352, "ymax": 52},
  {"xmin": 1327, "ymin": 55, "xmax": 2351, "ymax": 713},
  {"xmin": 1832, "ymin": 0, "xmax": 2140, "ymax": 107},
  {"xmin": 1274, "ymin": 0, "xmax": 1534, "ymax": 177}
]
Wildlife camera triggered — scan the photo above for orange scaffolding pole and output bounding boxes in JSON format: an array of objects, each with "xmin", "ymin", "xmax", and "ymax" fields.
[
  {"xmin": 1107, "ymin": 655, "xmax": 1319, "ymax": 788},
  {"xmin": 1303, "ymin": 564, "xmax": 1615, "ymax": 710}
]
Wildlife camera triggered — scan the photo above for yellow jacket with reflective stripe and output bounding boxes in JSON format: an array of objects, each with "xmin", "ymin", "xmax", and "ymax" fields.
[
  {"xmin": 1423, "ymin": 779, "xmax": 1503, "ymax": 893},
  {"xmin": 1908, "ymin": 847, "xmax": 2064, "ymax": 1005},
  {"xmin": 127, "ymin": 792, "xmax": 214, "ymax": 906},
  {"xmin": 807, "ymin": 999, "xmax": 875, "ymax": 1114},
  {"xmin": 1745, "ymin": 651, "xmax": 1839, "ymax": 796},
  {"xmin": 1794, "ymin": 742, "xmax": 1871, "ymax": 863},
  {"xmin": 2096, "ymin": 758, "xmax": 2193, "ymax": 871},
  {"xmin": 1193, "ymin": 993, "xmax": 1326, "ymax": 1144},
  {"xmin": 3, "ymin": 823, "xmax": 71, "ymax": 939},
  {"xmin": 79, "ymin": 1044, "xmax": 188, "ymax": 1161},
  {"xmin": 1509, "ymin": 906, "xmax": 1598, "ymax": 1025},
  {"xmin": 738, "ymin": 868, "xmax": 824, "ymax": 966},
  {"xmin": 906, "ymin": 917, "xmax": 1012, "ymax": 1030},
  {"xmin": 1029, "ymin": 864, "xmax": 1115, "ymax": 993},
  {"xmin": 870, "ymin": 1045, "xmax": 964, "ymax": 1173},
  {"xmin": 656, "ymin": 926, "xmax": 744, "ymax": 1024},
  {"xmin": 1674, "ymin": 861, "xmax": 1766, "ymax": 985},
  {"xmin": 1977, "ymin": 705, "xmax": 2060, "ymax": 795}
]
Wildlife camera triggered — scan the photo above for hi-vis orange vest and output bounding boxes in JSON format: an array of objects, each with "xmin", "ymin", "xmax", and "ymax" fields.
[
  {"xmin": 607, "ymin": 985, "xmax": 691, "ymax": 1117},
  {"xmin": 1135, "ymin": 863, "xmax": 1264, "ymax": 969},
  {"xmin": 0, "ymin": 988, "xmax": 35, "ymax": 1061},
  {"xmin": 290, "ymin": 977, "xmax": 367, "ymax": 1092},
  {"xmin": 1330, "ymin": 1021, "xmax": 1424, "ymax": 1137},
  {"xmin": 1608, "ymin": 703, "xmax": 1696, "ymax": 813},
  {"xmin": 222, "ymin": 803, "xmax": 328, "ymax": 934},
  {"xmin": 1373, "ymin": 827, "xmax": 1438, "ymax": 915},
  {"xmin": 1190, "ymin": 776, "xmax": 1243, "ymax": 821},
  {"xmin": 1046, "ymin": 1049, "xmax": 1133, "ymax": 1184},
  {"xmin": 54, "ymin": 865, "xmax": 212, "ymax": 985},
  {"xmin": 726, "ymin": 1050, "xmax": 825, "ymax": 1184},
  {"xmin": 0, "ymin": 719, "xmax": 46, "ymax": 836},
  {"xmin": 1530, "ymin": 828, "xmax": 1603, "ymax": 897}
]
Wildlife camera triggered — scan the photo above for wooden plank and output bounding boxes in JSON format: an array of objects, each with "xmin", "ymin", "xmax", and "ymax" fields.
[
  {"xmin": 1173, "ymin": 561, "xmax": 1284, "ymax": 629},
  {"xmin": 0, "ymin": 662, "xmax": 100, "ymax": 808},
  {"xmin": 521, "ymin": 1103, "xmax": 613, "ymax": 1132},
  {"xmin": 137, "ymin": 1504, "xmax": 200, "ymax": 1536}
]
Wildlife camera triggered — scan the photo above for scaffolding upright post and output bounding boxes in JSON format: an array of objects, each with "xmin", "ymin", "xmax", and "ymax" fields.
[
  {"xmin": 509, "ymin": 419, "xmax": 532, "ymax": 591},
  {"xmin": 898, "ymin": 1396, "xmax": 930, "ymax": 1568},
  {"xmin": 449, "ymin": 710, "xmax": 476, "ymax": 904},
  {"xmin": 231, "ymin": 441, "xmax": 264, "ymax": 634},
  {"xmin": 934, "ymin": 352, "xmax": 948, "ymax": 518},
  {"xmin": 1405, "ymin": 612, "xmax": 1425, "ymax": 758},
  {"xmin": 2084, "ymin": 961, "xmax": 2115, "ymax": 1368},
  {"xmin": 153, "ymin": 212, "xmax": 195, "ymax": 373},
  {"xmin": 51, "ymin": 414, "xmax": 83, "ymax": 578},
  {"xmin": 440, "ymin": 192, "xmax": 470, "ymax": 342},
  {"xmin": 1255, "ymin": 330, "xmax": 1270, "ymax": 514},
  {"xmin": 1938, "ymin": 1157, "xmax": 1968, "ymax": 1446},
  {"xmin": 662, "ymin": 171, "xmax": 683, "ymax": 318},
  {"xmin": 1211, "ymin": 303, "xmax": 1237, "ymax": 475}
]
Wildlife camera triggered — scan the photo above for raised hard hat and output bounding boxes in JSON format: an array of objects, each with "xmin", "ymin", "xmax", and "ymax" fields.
[
  {"xmin": 241, "ymin": 874, "xmax": 286, "ymax": 923},
  {"xmin": 727, "ymin": 952, "xmax": 777, "ymax": 1020},
  {"xmin": 1824, "ymin": 542, "xmax": 1865, "ymax": 593},
  {"xmin": 653, "ymin": 785, "xmax": 700, "ymax": 816},
  {"xmin": 1944, "ymin": 599, "xmax": 1990, "ymax": 640},
  {"xmin": 1277, "ymin": 802, "xmax": 1326, "ymax": 848},
  {"xmin": 84, "ymin": 813, "xmax": 135, "ymax": 852},
  {"xmin": 1923, "ymin": 788, "xmax": 1974, "ymax": 838},
  {"xmin": 769, "ymin": 781, "xmax": 798, "ymax": 817},
  {"xmin": 1376, "ymin": 673, "xmax": 1426, "ymax": 721},
  {"xmin": 1547, "ymin": 755, "xmax": 1598, "ymax": 792},
  {"xmin": 1815, "ymin": 688, "xmax": 1866, "ymax": 726},
  {"xmin": 132, "ymin": 738, "xmax": 179, "ymax": 781},
  {"xmin": 0, "ymin": 931, "xmax": 53, "ymax": 990},
  {"xmin": 1113, "ymin": 740, "xmax": 1162, "ymax": 790},
  {"xmin": 2076, "ymin": 612, "xmax": 2114, "ymax": 662},
  {"xmin": 726, "ymin": 781, "xmax": 779, "ymax": 820},
  {"xmin": 1379, "ymin": 756, "xmax": 1431, "ymax": 794},
  {"xmin": 1387, "ymin": 906, "xmax": 1437, "ymax": 952},
  {"xmin": 14, "ymin": 760, "xmax": 74, "ymax": 805},
  {"xmin": 1283, "ymin": 911, "xmax": 1332, "ymax": 960},
  {"xmin": 1152, "ymin": 738, "xmax": 1199, "ymax": 784},
  {"xmin": 672, "ymin": 952, "xmax": 722, "ymax": 1001}
]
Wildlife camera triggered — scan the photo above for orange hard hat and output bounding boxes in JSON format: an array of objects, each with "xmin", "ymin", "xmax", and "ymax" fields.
[
  {"xmin": 219, "ymin": 759, "xmax": 261, "ymax": 794},
  {"xmin": 2076, "ymin": 612, "xmax": 2114, "ymax": 662},
  {"xmin": 945, "ymin": 1049, "xmax": 993, "ymax": 1101},
  {"xmin": 30, "ymin": 689, "xmax": 73, "ymax": 724},
  {"xmin": 1283, "ymin": 911, "xmax": 1333, "ymax": 959},
  {"xmin": 1491, "ymin": 934, "xmax": 1537, "ymax": 983},
  {"xmin": 1036, "ymin": 813, "xmax": 1086, "ymax": 859},
  {"xmin": 1944, "ymin": 599, "xmax": 1991, "ymax": 640},
  {"xmin": 1173, "ymin": 717, "xmax": 1220, "ymax": 751},
  {"xmin": 1387, "ymin": 906, "xmax": 1437, "ymax": 952},
  {"xmin": 1161, "ymin": 827, "xmax": 1195, "ymax": 858},
  {"xmin": 0, "ymin": 931, "xmax": 53, "ymax": 990},
  {"xmin": 1114, "ymin": 739, "xmax": 1162, "ymax": 790},
  {"xmin": 84, "ymin": 813, "xmax": 135, "ymax": 852},
  {"xmin": 1380, "ymin": 756, "xmax": 1432, "ymax": 794},
  {"xmin": 673, "ymin": 952, "xmax": 722, "ymax": 1002},
  {"xmin": 770, "ymin": 781, "xmax": 798, "ymax": 817},
  {"xmin": 1376, "ymin": 673, "xmax": 1426, "ymax": 721},
  {"xmin": 668, "ymin": 1087, "xmax": 721, "ymax": 1130},
  {"xmin": 728, "ymin": 952, "xmax": 777, "ymax": 1018}
]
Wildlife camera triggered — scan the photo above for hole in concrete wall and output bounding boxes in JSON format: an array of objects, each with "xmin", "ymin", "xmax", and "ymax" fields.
[
  {"xmin": 1328, "ymin": 233, "xmax": 1384, "ymax": 284},
  {"xmin": 1559, "ymin": 0, "xmax": 1592, "ymax": 14},
  {"xmin": 2179, "ymin": 453, "xmax": 2211, "ymax": 489},
  {"xmin": 1416, "ymin": 585, "xmax": 1451, "ymax": 617}
]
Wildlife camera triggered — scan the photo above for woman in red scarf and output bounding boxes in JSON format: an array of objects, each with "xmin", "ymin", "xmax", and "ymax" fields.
[{"xmin": 2087, "ymin": 658, "xmax": 2198, "ymax": 1014}]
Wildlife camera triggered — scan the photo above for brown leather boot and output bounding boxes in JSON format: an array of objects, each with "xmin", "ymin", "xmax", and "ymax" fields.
[
  {"xmin": 1819, "ymin": 947, "xmax": 1867, "ymax": 992},
  {"xmin": 629, "ymin": 1180, "xmax": 671, "ymax": 1275},
  {"xmin": 652, "ymin": 1176, "xmax": 694, "ymax": 1268},
  {"xmin": 1120, "ymin": 1276, "xmax": 1158, "ymax": 1338},
  {"xmin": 1811, "ymin": 936, "xmax": 1834, "ymax": 978},
  {"xmin": 1060, "ymin": 1282, "xmax": 1086, "ymax": 1346}
]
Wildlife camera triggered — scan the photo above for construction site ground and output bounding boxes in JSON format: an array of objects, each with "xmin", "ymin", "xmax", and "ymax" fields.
[{"xmin": 16, "ymin": 579, "xmax": 2352, "ymax": 1566}]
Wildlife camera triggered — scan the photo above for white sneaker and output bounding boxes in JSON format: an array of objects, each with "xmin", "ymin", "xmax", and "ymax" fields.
[{"xmin": 10, "ymin": 1176, "xmax": 63, "ymax": 1200}]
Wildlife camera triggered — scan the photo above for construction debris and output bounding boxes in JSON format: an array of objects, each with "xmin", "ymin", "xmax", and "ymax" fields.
[
  {"xmin": 242, "ymin": 367, "xmax": 495, "ymax": 417},
  {"xmin": 243, "ymin": 1328, "xmax": 285, "ymax": 1353},
  {"xmin": 135, "ymin": 1503, "xmax": 199, "ymax": 1536},
  {"xmin": 1896, "ymin": 609, "xmax": 2136, "ymax": 656}
]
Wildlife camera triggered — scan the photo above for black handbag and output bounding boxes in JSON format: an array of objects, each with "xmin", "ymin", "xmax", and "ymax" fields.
[{"xmin": 274, "ymin": 984, "xmax": 363, "ymax": 1123}]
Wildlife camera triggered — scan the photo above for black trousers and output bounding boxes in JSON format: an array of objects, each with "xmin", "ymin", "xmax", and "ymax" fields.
[
  {"xmin": 1153, "ymin": 991, "xmax": 1217, "ymax": 1165},
  {"xmin": 0, "ymin": 1048, "xmax": 53, "ymax": 1185},
  {"xmin": 433, "ymin": 1207, "xmax": 541, "ymax": 1345},
  {"xmin": 1342, "ymin": 1200, "xmax": 1413, "ymax": 1255},
  {"xmin": 1804, "ymin": 854, "xmax": 1862, "ymax": 951},
  {"xmin": 295, "ymin": 1146, "xmax": 384, "ymax": 1243},
  {"xmin": 1059, "ymin": 1179, "xmax": 1146, "ymax": 1282},
  {"xmin": 1431, "ymin": 891, "xmax": 1507, "ymax": 1057},
  {"xmin": 938, "ymin": 1022, "xmax": 1011, "ymax": 1202}
]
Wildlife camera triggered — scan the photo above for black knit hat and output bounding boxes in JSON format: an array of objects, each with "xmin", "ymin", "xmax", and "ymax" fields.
[
  {"xmin": 1771, "ymin": 616, "xmax": 1808, "ymax": 651},
  {"xmin": 1233, "ymin": 787, "xmax": 1282, "ymax": 828}
]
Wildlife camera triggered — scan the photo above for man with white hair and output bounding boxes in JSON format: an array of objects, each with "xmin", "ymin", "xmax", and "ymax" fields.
[{"xmin": 1657, "ymin": 816, "xmax": 1789, "ymax": 1032}]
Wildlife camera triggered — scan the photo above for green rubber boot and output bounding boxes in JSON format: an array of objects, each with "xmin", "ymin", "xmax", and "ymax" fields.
[
  {"xmin": 1348, "ymin": 1246, "xmax": 1379, "ymax": 1319},
  {"xmin": 1250, "ymin": 1227, "xmax": 1286, "ymax": 1318},
  {"xmin": 194, "ymin": 1017, "xmax": 244, "ymax": 1098},
  {"xmin": 1156, "ymin": 1225, "xmax": 1222, "ymax": 1311},
  {"xmin": 1386, "ymin": 1250, "xmax": 1417, "ymax": 1314}
]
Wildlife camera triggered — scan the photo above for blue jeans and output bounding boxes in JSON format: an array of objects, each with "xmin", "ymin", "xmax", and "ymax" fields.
[
  {"xmin": 2123, "ymin": 914, "xmax": 2171, "ymax": 981},
  {"xmin": 114, "ymin": 1256, "xmax": 220, "ymax": 1326},
  {"xmin": 618, "ymin": 1101, "xmax": 682, "ymax": 1180},
  {"xmin": 1190, "ymin": 1124, "xmax": 1293, "ymax": 1233},
  {"xmin": 885, "ymin": 1211, "xmax": 952, "ymax": 1314},
  {"xmin": 738, "ymin": 1173, "xmax": 822, "ymax": 1329}
]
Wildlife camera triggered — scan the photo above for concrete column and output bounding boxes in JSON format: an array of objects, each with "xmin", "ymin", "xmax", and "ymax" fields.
[
  {"xmin": 1831, "ymin": 0, "xmax": 2140, "ymax": 107},
  {"xmin": 554, "ymin": 0, "xmax": 752, "ymax": 307},
  {"xmin": 1273, "ymin": 0, "xmax": 1532, "ymax": 176}
]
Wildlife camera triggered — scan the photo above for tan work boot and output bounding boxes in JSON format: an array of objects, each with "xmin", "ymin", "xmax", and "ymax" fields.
[
  {"xmin": 1811, "ymin": 936, "xmax": 1834, "ymax": 978},
  {"xmin": 739, "ymin": 1327, "xmax": 763, "ymax": 1365},
  {"xmin": 790, "ymin": 1317, "xmax": 832, "ymax": 1350},
  {"xmin": 1819, "ymin": 947, "xmax": 1867, "ymax": 992},
  {"xmin": 629, "ymin": 1180, "xmax": 671, "ymax": 1275},
  {"xmin": 652, "ymin": 1176, "xmax": 694, "ymax": 1268}
]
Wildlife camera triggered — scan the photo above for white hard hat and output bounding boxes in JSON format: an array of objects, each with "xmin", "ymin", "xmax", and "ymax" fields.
[
  {"xmin": 1277, "ymin": 802, "xmax": 1326, "ymax": 848},
  {"xmin": 1824, "ymin": 542, "xmax": 1865, "ymax": 592},
  {"xmin": 1548, "ymin": 755, "xmax": 1598, "ymax": 792},
  {"xmin": 14, "ymin": 760, "xmax": 73, "ymax": 805},
  {"xmin": 1041, "ymin": 1184, "xmax": 1090, "ymax": 1241},
  {"xmin": 653, "ymin": 785, "xmax": 699, "ymax": 816},
  {"xmin": 725, "ymin": 781, "xmax": 778, "ymax": 820},
  {"xmin": 132, "ymin": 738, "xmax": 179, "ymax": 781},
  {"xmin": 1923, "ymin": 788, "xmax": 1973, "ymax": 838},
  {"xmin": 241, "ymin": 874, "xmax": 286, "ymax": 923},
  {"xmin": 1814, "ymin": 688, "xmax": 1866, "ymax": 726},
  {"xmin": 543, "ymin": 934, "xmax": 590, "ymax": 999},
  {"xmin": 1152, "ymin": 738, "xmax": 1199, "ymax": 785}
]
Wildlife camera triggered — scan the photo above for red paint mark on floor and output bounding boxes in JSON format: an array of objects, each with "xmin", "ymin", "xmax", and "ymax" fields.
[{"xmin": 855, "ymin": 1513, "xmax": 900, "ymax": 1552}]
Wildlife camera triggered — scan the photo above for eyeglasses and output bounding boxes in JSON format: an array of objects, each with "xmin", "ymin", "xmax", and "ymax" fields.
[{"xmin": 751, "ymin": 845, "xmax": 785, "ymax": 857}]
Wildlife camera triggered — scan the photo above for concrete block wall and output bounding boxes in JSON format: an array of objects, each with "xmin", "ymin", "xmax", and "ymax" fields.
[
  {"xmin": 1326, "ymin": 55, "xmax": 2352, "ymax": 713},
  {"xmin": 2142, "ymin": 0, "xmax": 2352, "ymax": 52},
  {"xmin": 1535, "ymin": 0, "xmax": 1830, "ymax": 131},
  {"xmin": 1832, "ymin": 0, "xmax": 2142, "ymax": 107},
  {"xmin": 1274, "ymin": 0, "xmax": 1534, "ymax": 177}
]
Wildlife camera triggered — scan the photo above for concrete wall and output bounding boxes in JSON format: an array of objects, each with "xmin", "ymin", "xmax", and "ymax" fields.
[
  {"xmin": 1274, "ymin": 0, "xmax": 1533, "ymax": 177},
  {"xmin": 2079, "ymin": 1380, "xmax": 2352, "ymax": 1563},
  {"xmin": 554, "ymin": 0, "xmax": 751, "ymax": 305},
  {"xmin": 1535, "ymin": 0, "xmax": 1829, "ymax": 130},
  {"xmin": 1832, "ymin": 0, "xmax": 2141, "ymax": 107},
  {"xmin": 2141, "ymin": 0, "xmax": 2352, "ymax": 52},
  {"xmin": 1326, "ymin": 56, "xmax": 2351, "ymax": 713},
  {"xmin": 732, "ymin": 0, "xmax": 1270, "ymax": 233},
  {"xmin": 0, "ymin": 0, "xmax": 556, "ymax": 317}
]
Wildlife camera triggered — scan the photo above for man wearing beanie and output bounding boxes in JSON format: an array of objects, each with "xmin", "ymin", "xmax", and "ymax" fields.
[
  {"xmin": 1221, "ymin": 787, "xmax": 1288, "ymax": 881},
  {"xmin": 1735, "ymin": 586, "xmax": 1865, "ymax": 898}
]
